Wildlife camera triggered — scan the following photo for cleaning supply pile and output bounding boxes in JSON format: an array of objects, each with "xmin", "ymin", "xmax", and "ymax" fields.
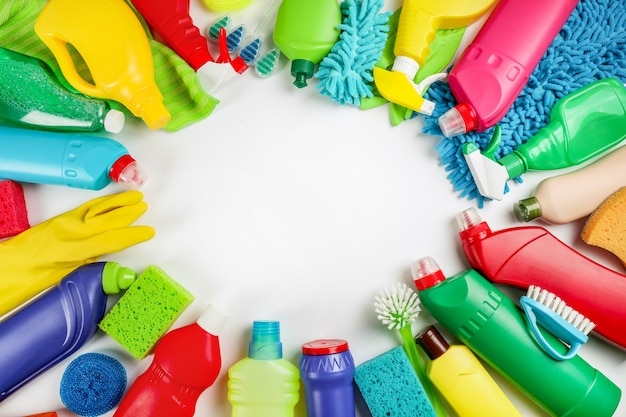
[{"xmin": 0, "ymin": 0, "xmax": 625, "ymax": 416}]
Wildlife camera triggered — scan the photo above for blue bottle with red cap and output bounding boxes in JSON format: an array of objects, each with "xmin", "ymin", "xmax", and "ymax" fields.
[{"xmin": 299, "ymin": 339, "xmax": 356, "ymax": 417}]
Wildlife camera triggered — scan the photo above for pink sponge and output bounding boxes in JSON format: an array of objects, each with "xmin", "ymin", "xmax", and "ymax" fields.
[{"xmin": 0, "ymin": 180, "xmax": 29, "ymax": 239}]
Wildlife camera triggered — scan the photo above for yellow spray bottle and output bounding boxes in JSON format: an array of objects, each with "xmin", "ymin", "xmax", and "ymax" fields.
[
  {"xmin": 373, "ymin": 0, "xmax": 497, "ymax": 115},
  {"xmin": 34, "ymin": 0, "xmax": 171, "ymax": 130}
]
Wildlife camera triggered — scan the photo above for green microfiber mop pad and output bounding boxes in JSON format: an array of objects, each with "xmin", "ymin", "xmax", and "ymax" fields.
[
  {"xmin": 99, "ymin": 265, "xmax": 195, "ymax": 359},
  {"xmin": 355, "ymin": 346, "xmax": 437, "ymax": 417},
  {"xmin": 315, "ymin": 0, "xmax": 391, "ymax": 106},
  {"xmin": 0, "ymin": 0, "xmax": 218, "ymax": 132}
]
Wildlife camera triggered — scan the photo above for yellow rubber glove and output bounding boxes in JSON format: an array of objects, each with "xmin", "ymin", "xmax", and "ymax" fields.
[{"xmin": 0, "ymin": 190, "xmax": 155, "ymax": 316}]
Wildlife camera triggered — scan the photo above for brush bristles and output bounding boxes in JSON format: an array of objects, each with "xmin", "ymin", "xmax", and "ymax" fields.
[
  {"xmin": 374, "ymin": 282, "xmax": 421, "ymax": 330},
  {"xmin": 526, "ymin": 285, "xmax": 596, "ymax": 335}
]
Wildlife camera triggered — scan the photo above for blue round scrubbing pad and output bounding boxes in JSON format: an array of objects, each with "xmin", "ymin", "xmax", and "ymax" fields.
[{"xmin": 59, "ymin": 352, "xmax": 127, "ymax": 417}]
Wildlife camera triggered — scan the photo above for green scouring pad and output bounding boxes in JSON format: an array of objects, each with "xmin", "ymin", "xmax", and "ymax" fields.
[{"xmin": 99, "ymin": 265, "xmax": 195, "ymax": 359}]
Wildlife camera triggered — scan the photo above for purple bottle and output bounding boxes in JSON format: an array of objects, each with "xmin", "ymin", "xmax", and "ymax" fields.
[
  {"xmin": 0, "ymin": 261, "xmax": 136, "ymax": 401},
  {"xmin": 299, "ymin": 339, "xmax": 356, "ymax": 417}
]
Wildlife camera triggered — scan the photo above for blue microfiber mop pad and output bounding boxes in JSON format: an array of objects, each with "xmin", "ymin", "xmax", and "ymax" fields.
[
  {"xmin": 315, "ymin": 0, "xmax": 391, "ymax": 105},
  {"xmin": 354, "ymin": 346, "xmax": 436, "ymax": 417},
  {"xmin": 420, "ymin": 0, "xmax": 626, "ymax": 208},
  {"xmin": 59, "ymin": 352, "xmax": 127, "ymax": 417}
]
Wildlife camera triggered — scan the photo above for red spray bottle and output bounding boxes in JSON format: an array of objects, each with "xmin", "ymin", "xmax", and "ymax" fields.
[
  {"xmin": 457, "ymin": 207, "xmax": 626, "ymax": 350},
  {"xmin": 129, "ymin": 0, "xmax": 246, "ymax": 88},
  {"xmin": 113, "ymin": 304, "xmax": 229, "ymax": 417}
]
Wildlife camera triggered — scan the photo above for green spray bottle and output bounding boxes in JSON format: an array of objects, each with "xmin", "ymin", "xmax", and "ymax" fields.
[
  {"xmin": 0, "ymin": 47, "xmax": 125, "ymax": 133},
  {"xmin": 463, "ymin": 77, "xmax": 626, "ymax": 200},
  {"xmin": 273, "ymin": 0, "xmax": 341, "ymax": 88},
  {"xmin": 410, "ymin": 255, "xmax": 621, "ymax": 417}
]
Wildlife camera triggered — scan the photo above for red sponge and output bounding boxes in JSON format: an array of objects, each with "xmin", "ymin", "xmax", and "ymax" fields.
[{"xmin": 0, "ymin": 180, "xmax": 30, "ymax": 239}]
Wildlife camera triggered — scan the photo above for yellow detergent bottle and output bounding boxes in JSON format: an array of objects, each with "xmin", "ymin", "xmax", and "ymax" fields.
[
  {"xmin": 34, "ymin": 0, "xmax": 171, "ymax": 130},
  {"xmin": 373, "ymin": 0, "xmax": 497, "ymax": 114}
]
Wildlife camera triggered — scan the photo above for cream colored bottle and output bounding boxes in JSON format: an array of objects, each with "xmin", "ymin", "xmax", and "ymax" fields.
[{"xmin": 513, "ymin": 145, "xmax": 626, "ymax": 224}]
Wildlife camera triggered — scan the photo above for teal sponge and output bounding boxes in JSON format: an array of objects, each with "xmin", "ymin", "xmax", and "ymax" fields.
[
  {"xmin": 99, "ymin": 265, "xmax": 194, "ymax": 359},
  {"xmin": 355, "ymin": 346, "xmax": 436, "ymax": 417}
]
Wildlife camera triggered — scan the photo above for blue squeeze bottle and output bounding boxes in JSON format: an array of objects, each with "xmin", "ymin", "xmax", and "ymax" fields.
[
  {"xmin": 0, "ymin": 126, "xmax": 147, "ymax": 190},
  {"xmin": 0, "ymin": 261, "xmax": 136, "ymax": 402}
]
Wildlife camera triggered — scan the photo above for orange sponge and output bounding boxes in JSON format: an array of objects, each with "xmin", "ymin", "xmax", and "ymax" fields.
[
  {"xmin": 0, "ymin": 180, "xmax": 29, "ymax": 239},
  {"xmin": 581, "ymin": 187, "xmax": 626, "ymax": 268}
]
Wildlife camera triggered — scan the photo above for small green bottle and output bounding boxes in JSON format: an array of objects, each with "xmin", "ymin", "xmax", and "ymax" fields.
[
  {"xmin": 227, "ymin": 320, "xmax": 300, "ymax": 417},
  {"xmin": 273, "ymin": 0, "xmax": 342, "ymax": 88},
  {"xmin": 0, "ymin": 47, "xmax": 125, "ymax": 133},
  {"xmin": 500, "ymin": 77, "xmax": 626, "ymax": 179},
  {"xmin": 411, "ymin": 256, "xmax": 621, "ymax": 417}
]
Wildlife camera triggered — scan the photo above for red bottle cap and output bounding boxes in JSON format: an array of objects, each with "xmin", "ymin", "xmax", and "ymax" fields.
[{"xmin": 302, "ymin": 339, "xmax": 349, "ymax": 355}]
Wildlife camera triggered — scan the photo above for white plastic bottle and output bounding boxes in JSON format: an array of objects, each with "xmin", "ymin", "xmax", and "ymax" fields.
[{"xmin": 513, "ymin": 145, "xmax": 626, "ymax": 224}]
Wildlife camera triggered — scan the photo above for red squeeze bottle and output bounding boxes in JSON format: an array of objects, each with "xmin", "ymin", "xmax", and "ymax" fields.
[
  {"xmin": 113, "ymin": 304, "xmax": 229, "ymax": 417},
  {"xmin": 457, "ymin": 207, "xmax": 626, "ymax": 350},
  {"xmin": 130, "ymin": 0, "xmax": 213, "ymax": 71}
]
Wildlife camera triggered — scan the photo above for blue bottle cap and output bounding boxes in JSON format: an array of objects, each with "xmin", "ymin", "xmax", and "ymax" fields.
[{"xmin": 249, "ymin": 320, "xmax": 283, "ymax": 360}]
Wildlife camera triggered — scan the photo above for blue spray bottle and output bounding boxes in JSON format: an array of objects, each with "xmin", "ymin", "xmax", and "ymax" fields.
[
  {"xmin": 0, "ymin": 126, "xmax": 147, "ymax": 190},
  {"xmin": 0, "ymin": 261, "xmax": 136, "ymax": 402}
]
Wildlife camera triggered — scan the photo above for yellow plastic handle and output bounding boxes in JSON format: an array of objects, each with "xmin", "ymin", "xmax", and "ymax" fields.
[
  {"xmin": 35, "ymin": 35, "xmax": 105, "ymax": 99},
  {"xmin": 396, "ymin": 0, "xmax": 497, "ymax": 65}
]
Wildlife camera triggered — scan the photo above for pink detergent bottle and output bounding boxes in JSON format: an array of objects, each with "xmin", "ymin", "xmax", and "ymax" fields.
[
  {"xmin": 438, "ymin": 0, "xmax": 579, "ymax": 137},
  {"xmin": 113, "ymin": 304, "xmax": 229, "ymax": 417}
]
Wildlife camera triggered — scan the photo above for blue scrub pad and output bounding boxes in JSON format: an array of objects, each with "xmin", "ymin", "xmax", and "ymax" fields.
[
  {"xmin": 315, "ymin": 0, "xmax": 391, "ymax": 105},
  {"xmin": 59, "ymin": 352, "xmax": 127, "ymax": 417},
  {"xmin": 421, "ymin": 0, "xmax": 626, "ymax": 207},
  {"xmin": 354, "ymin": 346, "xmax": 436, "ymax": 417}
]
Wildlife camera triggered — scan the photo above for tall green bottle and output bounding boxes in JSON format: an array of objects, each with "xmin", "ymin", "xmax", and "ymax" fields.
[
  {"xmin": 0, "ymin": 47, "xmax": 125, "ymax": 133},
  {"xmin": 411, "ymin": 255, "xmax": 621, "ymax": 417},
  {"xmin": 273, "ymin": 0, "xmax": 341, "ymax": 88}
]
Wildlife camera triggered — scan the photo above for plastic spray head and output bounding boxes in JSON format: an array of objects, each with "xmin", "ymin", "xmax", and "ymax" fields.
[
  {"xmin": 513, "ymin": 196, "xmax": 542, "ymax": 222},
  {"xmin": 438, "ymin": 102, "xmax": 478, "ymax": 137},
  {"xmin": 102, "ymin": 261, "xmax": 137, "ymax": 295},
  {"xmin": 109, "ymin": 154, "xmax": 148, "ymax": 189},
  {"xmin": 462, "ymin": 127, "xmax": 509, "ymax": 200},
  {"xmin": 411, "ymin": 256, "xmax": 446, "ymax": 291},
  {"xmin": 291, "ymin": 59, "xmax": 315, "ymax": 88},
  {"xmin": 248, "ymin": 320, "xmax": 283, "ymax": 360},
  {"xmin": 103, "ymin": 109, "xmax": 126, "ymax": 134}
]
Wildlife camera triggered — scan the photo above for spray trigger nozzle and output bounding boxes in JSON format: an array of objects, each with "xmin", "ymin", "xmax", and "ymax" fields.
[{"xmin": 462, "ymin": 127, "xmax": 508, "ymax": 200}]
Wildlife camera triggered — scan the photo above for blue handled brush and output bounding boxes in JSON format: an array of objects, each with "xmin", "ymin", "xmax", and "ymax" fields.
[{"xmin": 521, "ymin": 285, "xmax": 596, "ymax": 361}]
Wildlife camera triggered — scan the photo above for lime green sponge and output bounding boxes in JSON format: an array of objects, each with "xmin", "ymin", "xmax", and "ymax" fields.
[{"xmin": 99, "ymin": 265, "xmax": 195, "ymax": 359}]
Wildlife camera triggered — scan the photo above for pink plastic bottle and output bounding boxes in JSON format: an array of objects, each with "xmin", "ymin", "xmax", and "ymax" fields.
[
  {"xmin": 438, "ymin": 0, "xmax": 579, "ymax": 137},
  {"xmin": 113, "ymin": 304, "xmax": 229, "ymax": 417}
]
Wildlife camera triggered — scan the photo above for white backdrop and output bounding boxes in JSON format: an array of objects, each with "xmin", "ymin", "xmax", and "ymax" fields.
[{"xmin": 1, "ymin": 1, "xmax": 625, "ymax": 416}]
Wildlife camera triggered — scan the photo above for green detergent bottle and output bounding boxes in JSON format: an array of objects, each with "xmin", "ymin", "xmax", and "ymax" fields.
[
  {"xmin": 273, "ymin": 0, "xmax": 341, "ymax": 88},
  {"xmin": 464, "ymin": 77, "xmax": 626, "ymax": 200},
  {"xmin": 0, "ymin": 47, "xmax": 125, "ymax": 133},
  {"xmin": 410, "ymin": 256, "xmax": 621, "ymax": 417}
]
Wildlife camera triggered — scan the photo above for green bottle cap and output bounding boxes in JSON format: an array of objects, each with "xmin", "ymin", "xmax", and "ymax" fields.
[
  {"xmin": 290, "ymin": 59, "xmax": 315, "ymax": 88},
  {"xmin": 102, "ymin": 262, "xmax": 137, "ymax": 295},
  {"xmin": 499, "ymin": 152, "xmax": 525, "ymax": 180},
  {"xmin": 513, "ymin": 196, "xmax": 542, "ymax": 222}
]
